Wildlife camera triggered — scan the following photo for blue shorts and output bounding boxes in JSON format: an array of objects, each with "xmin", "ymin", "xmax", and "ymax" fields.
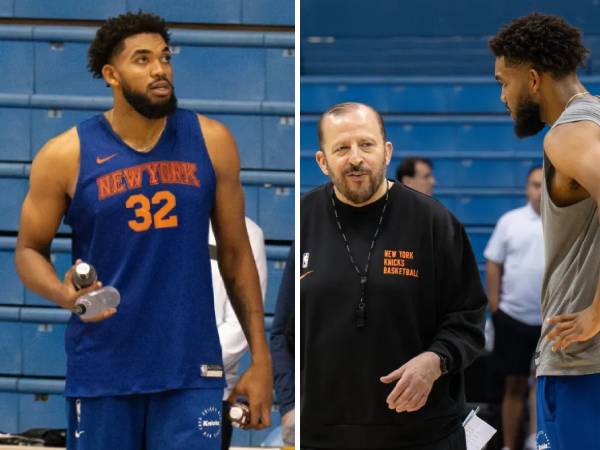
[
  {"xmin": 66, "ymin": 388, "xmax": 223, "ymax": 450},
  {"xmin": 537, "ymin": 373, "xmax": 600, "ymax": 450}
]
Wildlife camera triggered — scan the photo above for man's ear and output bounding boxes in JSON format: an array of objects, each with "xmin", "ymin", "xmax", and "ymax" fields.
[
  {"xmin": 315, "ymin": 150, "xmax": 330, "ymax": 176},
  {"xmin": 102, "ymin": 64, "xmax": 120, "ymax": 88}
]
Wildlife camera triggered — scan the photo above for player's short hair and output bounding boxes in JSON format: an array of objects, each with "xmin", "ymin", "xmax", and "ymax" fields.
[
  {"xmin": 396, "ymin": 157, "xmax": 433, "ymax": 181},
  {"xmin": 489, "ymin": 13, "xmax": 589, "ymax": 78},
  {"xmin": 88, "ymin": 11, "xmax": 170, "ymax": 79},
  {"xmin": 317, "ymin": 102, "xmax": 387, "ymax": 149}
]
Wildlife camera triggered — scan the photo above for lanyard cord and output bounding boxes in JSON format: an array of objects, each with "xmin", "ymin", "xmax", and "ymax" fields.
[{"xmin": 330, "ymin": 181, "xmax": 390, "ymax": 327}]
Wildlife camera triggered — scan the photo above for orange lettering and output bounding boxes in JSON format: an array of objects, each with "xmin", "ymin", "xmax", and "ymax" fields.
[
  {"xmin": 97, "ymin": 175, "xmax": 113, "ymax": 200},
  {"xmin": 183, "ymin": 163, "xmax": 201, "ymax": 187},
  {"xmin": 145, "ymin": 163, "xmax": 160, "ymax": 185},
  {"xmin": 123, "ymin": 166, "xmax": 143, "ymax": 190},
  {"xmin": 159, "ymin": 162, "xmax": 176, "ymax": 184},
  {"xmin": 111, "ymin": 170, "xmax": 126, "ymax": 195}
]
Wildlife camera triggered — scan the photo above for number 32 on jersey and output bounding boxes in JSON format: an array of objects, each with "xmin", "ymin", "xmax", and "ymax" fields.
[{"xmin": 126, "ymin": 190, "xmax": 178, "ymax": 232}]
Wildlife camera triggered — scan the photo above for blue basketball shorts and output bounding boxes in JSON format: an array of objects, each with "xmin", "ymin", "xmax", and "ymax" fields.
[
  {"xmin": 66, "ymin": 388, "xmax": 223, "ymax": 450},
  {"xmin": 536, "ymin": 373, "xmax": 600, "ymax": 450}
]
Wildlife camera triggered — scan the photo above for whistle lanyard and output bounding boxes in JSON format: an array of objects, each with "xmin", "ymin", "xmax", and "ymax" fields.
[{"xmin": 330, "ymin": 183, "xmax": 390, "ymax": 328}]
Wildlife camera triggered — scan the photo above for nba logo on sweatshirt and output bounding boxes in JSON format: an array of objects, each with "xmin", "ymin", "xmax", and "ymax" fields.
[{"xmin": 302, "ymin": 252, "xmax": 310, "ymax": 269}]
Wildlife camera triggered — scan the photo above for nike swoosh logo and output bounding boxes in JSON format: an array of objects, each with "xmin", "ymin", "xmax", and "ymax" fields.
[
  {"xmin": 300, "ymin": 270, "xmax": 314, "ymax": 281},
  {"xmin": 96, "ymin": 153, "xmax": 118, "ymax": 164},
  {"xmin": 75, "ymin": 430, "xmax": 85, "ymax": 438}
]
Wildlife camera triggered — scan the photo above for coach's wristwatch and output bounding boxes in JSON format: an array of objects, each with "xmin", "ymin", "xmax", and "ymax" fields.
[{"xmin": 434, "ymin": 352, "xmax": 449, "ymax": 376}]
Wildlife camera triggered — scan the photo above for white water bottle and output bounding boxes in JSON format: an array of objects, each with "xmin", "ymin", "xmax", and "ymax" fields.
[{"xmin": 73, "ymin": 286, "xmax": 120, "ymax": 319}]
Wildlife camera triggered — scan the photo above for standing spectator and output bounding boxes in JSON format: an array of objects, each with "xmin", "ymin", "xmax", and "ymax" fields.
[
  {"xmin": 271, "ymin": 243, "xmax": 295, "ymax": 446},
  {"xmin": 211, "ymin": 217, "xmax": 268, "ymax": 449},
  {"xmin": 484, "ymin": 166, "xmax": 543, "ymax": 450},
  {"xmin": 396, "ymin": 157, "xmax": 436, "ymax": 196}
]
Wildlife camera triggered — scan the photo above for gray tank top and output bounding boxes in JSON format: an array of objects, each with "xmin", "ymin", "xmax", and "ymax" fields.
[{"xmin": 536, "ymin": 97, "xmax": 600, "ymax": 376}]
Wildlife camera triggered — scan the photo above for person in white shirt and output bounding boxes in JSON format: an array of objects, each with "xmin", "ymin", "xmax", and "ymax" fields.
[
  {"xmin": 210, "ymin": 217, "xmax": 268, "ymax": 449},
  {"xmin": 484, "ymin": 166, "xmax": 543, "ymax": 450}
]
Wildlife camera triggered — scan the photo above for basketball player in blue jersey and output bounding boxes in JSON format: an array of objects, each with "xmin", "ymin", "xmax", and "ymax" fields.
[{"xmin": 14, "ymin": 12, "xmax": 272, "ymax": 450}]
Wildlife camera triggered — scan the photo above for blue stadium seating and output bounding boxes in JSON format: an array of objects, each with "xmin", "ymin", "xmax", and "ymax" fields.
[
  {"xmin": 15, "ymin": 1, "xmax": 125, "ymax": 20},
  {"xmin": 0, "ymin": 108, "xmax": 31, "ymax": 162},
  {"xmin": 10, "ymin": 0, "xmax": 294, "ymax": 26},
  {"xmin": 301, "ymin": 114, "xmax": 547, "ymax": 152},
  {"xmin": 0, "ymin": 323, "xmax": 21, "ymax": 375},
  {"xmin": 263, "ymin": 115, "xmax": 295, "ymax": 170},
  {"xmin": 0, "ymin": 392, "xmax": 19, "ymax": 433},
  {"xmin": 243, "ymin": 0, "xmax": 294, "ymax": 25},
  {"xmin": 266, "ymin": 47, "xmax": 295, "ymax": 101},
  {"xmin": 466, "ymin": 227, "xmax": 493, "ymax": 264},
  {"xmin": 0, "ymin": 40, "xmax": 34, "ymax": 94},
  {"xmin": 21, "ymin": 323, "xmax": 66, "ymax": 376},
  {"xmin": 18, "ymin": 392, "xmax": 67, "ymax": 431},
  {"xmin": 0, "ymin": 238, "xmax": 24, "ymax": 305},
  {"xmin": 437, "ymin": 190, "xmax": 525, "ymax": 226},
  {"xmin": 127, "ymin": 0, "xmax": 242, "ymax": 24},
  {"xmin": 301, "ymin": 77, "xmax": 600, "ymax": 113},
  {"xmin": 259, "ymin": 186, "xmax": 294, "ymax": 241},
  {"xmin": 265, "ymin": 245, "xmax": 290, "ymax": 314}
]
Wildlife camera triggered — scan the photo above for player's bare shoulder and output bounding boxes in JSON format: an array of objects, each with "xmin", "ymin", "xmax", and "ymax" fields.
[
  {"xmin": 31, "ymin": 126, "xmax": 81, "ymax": 198},
  {"xmin": 197, "ymin": 114, "xmax": 240, "ymax": 176},
  {"xmin": 543, "ymin": 121, "xmax": 600, "ymax": 205}
]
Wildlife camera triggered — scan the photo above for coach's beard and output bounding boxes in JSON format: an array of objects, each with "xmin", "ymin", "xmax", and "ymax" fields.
[
  {"xmin": 333, "ymin": 162, "xmax": 386, "ymax": 205},
  {"xmin": 514, "ymin": 97, "xmax": 545, "ymax": 138}
]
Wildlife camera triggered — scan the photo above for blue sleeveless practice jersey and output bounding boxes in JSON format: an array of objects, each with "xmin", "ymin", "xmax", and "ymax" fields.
[{"xmin": 64, "ymin": 108, "xmax": 224, "ymax": 397}]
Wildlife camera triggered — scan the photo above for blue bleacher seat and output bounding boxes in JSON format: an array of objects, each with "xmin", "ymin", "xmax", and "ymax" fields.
[
  {"xmin": 210, "ymin": 114, "xmax": 263, "ymax": 169},
  {"xmin": 437, "ymin": 191, "xmax": 524, "ymax": 226},
  {"xmin": 266, "ymin": 48, "xmax": 294, "ymax": 101},
  {"xmin": 466, "ymin": 228, "xmax": 493, "ymax": 264},
  {"xmin": 391, "ymin": 156, "xmax": 541, "ymax": 189},
  {"xmin": 19, "ymin": 392, "xmax": 67, "ymax": 431},
  {"xmin": 127, "ymin": 0, "xmax": 242, "ymax": 24},
  {"xmin": 244, "ymin": 186, "xmax": 259, "ymax": 225},
  {"xmin": 0, "ymin": 239, "xmax": 24, "ymax": 305},
  {"xmin": 301, "ymin": 116, "xmax": 546, "ymax": 153},
  {"xmin": 31, "ymin": 109, "xmax": 100, "ymax": 157},
  {"xmin": 172, "ymin": 46, "xmax": 265, "ymax": 101},
  {"xmin": 34, "ymin": 42, "xmax": 107, "ymax": 96},
  {"xmin": 242, "ymin": 0, "xmax": 294, "ymax": 26},
  {"xmin": 0, "ymin": 323, "xmax": 22, "ymax": 375},
  {"xmin": 0, "ymin": 0, "xmax": 13, "ymax": 17},
  {"xmin": 300, "ymin": 154, "xmax": 326, "ymax": 190},
  {"xmin": 25, "ymin": 249, "xmax": 72, "ymax": 307},
  {"xmin": 0, "ymin": 176, "xmax": 26, "ymax": 232},
  {"xmin": 0, "ymin": 392, "xmax": 19, "ymax": 433},
  {"xmin": 259, "ymin": 186, "xmax": 294, "ymax": 241},
  {"xmin": 263, "ymin": 116, "xmax": 294, "ymax": 170},
  {"xmin": 15, "ymin": 0, "xmax": 125, "ymax": 20},
  {"xmin": 265, "ymin": 256, "xmax": 287, "ymax": 315},
  {"xmin": 0, "ymin": 108, "xmax": 31, "ymax": 162},
  {"xmin": 0, "ymin": 41, "xmax": 34, "ymax": 94},
  {"xmin": 21, "ymin": 323, "xmax": 66, "ymax": 377}
]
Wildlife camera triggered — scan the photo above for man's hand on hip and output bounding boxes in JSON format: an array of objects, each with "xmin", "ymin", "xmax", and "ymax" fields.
[
  {"xmin": 227, "ymin": 358, "xmax": 273, "ymax": 429},
  {"xmin": 380, "ymin": 351, "xmax": 442, "ymax": 413}
]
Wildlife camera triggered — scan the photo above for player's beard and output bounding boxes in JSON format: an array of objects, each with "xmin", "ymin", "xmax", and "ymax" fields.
[
  {"xmin": 327, "ymin": 156, "xmax": 387, "ymax": 205},
  {"xmin": 122, "ymin": 79, "xmax": 178, "ymax": 119},
  {"xmin": 514, "ymin": 93, "xmax": 545, "ymax": 138}
]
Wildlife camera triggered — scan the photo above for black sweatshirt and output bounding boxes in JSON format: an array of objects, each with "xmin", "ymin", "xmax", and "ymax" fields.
[{"xmin": 300, "ymin": 182, "xmax": 486, "ymax": 449}]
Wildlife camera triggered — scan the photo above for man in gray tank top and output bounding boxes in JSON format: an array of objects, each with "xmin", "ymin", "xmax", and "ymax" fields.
[{"xmin": 490, "ymin": 13, "xmax": 600, "ymax": 450}]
